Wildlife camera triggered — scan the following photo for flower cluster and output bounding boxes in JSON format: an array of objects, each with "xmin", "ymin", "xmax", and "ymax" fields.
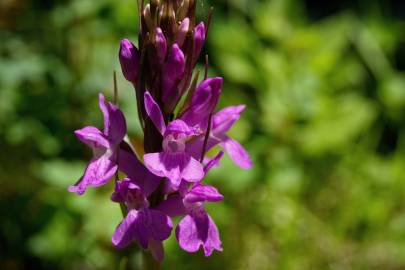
[{"xmin": 69, "ymin": 0, "xmax": 251, "ymax": 262}]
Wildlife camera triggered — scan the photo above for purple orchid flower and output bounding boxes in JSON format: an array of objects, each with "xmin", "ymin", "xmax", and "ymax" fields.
[
  {"xmin": 156, "ymin": 183, "xmax": 224, "ymax": 256},
  {"xmin": 143, "ymin": 91, "xmax": 204, "ymax": 188},
  {"xmin": 111, "ymin": 178, "xmax": 172, "ymax": 262},
  {"xmin": 176, "ymin": 184, "xmax": 224, "ymax": 256},
  {"xmin": 68, "ymin": 94, "xmax": 126, "ymax": 195},
  {"xmin": 187, "ymin": 105, "xmax": 252, "ymax": 169},
  {"xmin": 156, "ymin": 152, "xmax": 224, "ymax": 256}
]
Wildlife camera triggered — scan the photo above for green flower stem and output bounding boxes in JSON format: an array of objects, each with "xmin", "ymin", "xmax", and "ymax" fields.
[{"xmin": 142, "ymin": 250, "xmax": 160, "ymax": 270}]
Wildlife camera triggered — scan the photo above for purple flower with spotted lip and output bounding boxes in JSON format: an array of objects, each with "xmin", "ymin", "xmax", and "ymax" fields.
[
  {"xmin": 176, "ymin": 184, "xmax": 223, "ymax": 256},
  {"xmin": 111, "ymin": 178, "xmax": 172, "ymax": 262},
  {"xmin": 143, "ymin": 91, "xmax": 204, "ymax": 188},
  {"xmin": 68, "ymin": 94, "xmax": 126, "ymax": 195}
]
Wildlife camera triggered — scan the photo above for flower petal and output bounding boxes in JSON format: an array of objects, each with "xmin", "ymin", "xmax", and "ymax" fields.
[
  {"xmin": 185, "ymin": 134, "xmax": 221, "ymax": 160},
  {"xmin": 144, "ymin": 91, "xmax": 166, "ymax": 135},
  {"xmin": 176, "ymin": 212, "xmax": 222, "ymax": 256},
  {"xmin": 155, "ymin": 195, "xmax": 187, "ymax": 217},
  {"xmin": 220, "ymin": 136, "xmax": 252, "ymax": 169},
  {"xmin": 68, "ymin": 155, "xmax": 117, "ymax": 195},
  {"xmin": 112, "ymin": 209, "xmax": 138, "ymax": 248},
  {"xmin": 176, "ymin": 214, "xmax": 201, "ymax": 253},
  {"xmin": 144, "ymin": 152, "xmax": 204, "ymax": 187},
  {"xmin": 181, "ymin": 77, "xmax": 222, "ymax": 128},
  {"xmin": 118, "ymin": 149, "xmax": 161, "ymax": 196},
  {"xmin": 203, "ymin": 214, "xmax": 223, "ymax": 256},
  {"xmin": 212, "ymin": 105, "xmax": 245, "ymax": 137},
  {"xmin": 74, "ymin": 126, "xmax": 110, "ymax": 149},
  {"xmin": 181, "ymin": 155, "xmax": 205, "ymax": 183},
  {"xmin": 99, "ymin": 93, "xmax": 110, "ymax": 136},
  {"xmin": 204, "ymin": 150, "xmax": 224, "ymax": 173},
  {"xmin": 106, "ymin": 102, "xmax": 127, "ymax": 145},
  {"xmin": 98, "ymin": 93, "xmax": 127, "ymax": 144},
  {"xmin": 136, "ymin": 208, "xmax": 173, "ymax": 248},
  {"xmin": 185, "ymin": 184, "xmax": 224, "ymax": 203}
]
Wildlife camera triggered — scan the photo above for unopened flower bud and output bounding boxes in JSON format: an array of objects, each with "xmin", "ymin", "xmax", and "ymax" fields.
[
  {"xmin": 193, "ymin": 22, "xmax": 205, "ymax": 63},
  {"xmin": 143, "ymin": 4, "xmax": 154, "ymax": 31},
  {"xmin": 155, "ymin": 27, "xmax": 167, "ymax": 63},
  {"xmin": 162, "ymin": 44, "xmax": 185, "ymax": 105},
  {"xmin": 176, "ymin": 17, "xmax": 190, "ymax": 47},
  {"xmin": 119, "ymin": 39, "xmax": 140, "ymax": 83},
  {"xmin": 150, "ymin": 0, "xmax": 160, "ymax": 13},
  {"xmin": 178, "ymin": 0, "xmax": 190, "ymax": 21}
]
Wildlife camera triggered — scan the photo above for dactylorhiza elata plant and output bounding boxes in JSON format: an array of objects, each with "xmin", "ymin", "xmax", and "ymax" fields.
[{"xmin": 68, "ymin": 0, "xmax": 252, "ymax": 264}]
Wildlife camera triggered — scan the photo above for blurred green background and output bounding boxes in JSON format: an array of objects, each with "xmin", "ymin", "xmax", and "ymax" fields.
[{"xmin": 1, "ymin": 0, "xmax": 405, "ymax": 269}]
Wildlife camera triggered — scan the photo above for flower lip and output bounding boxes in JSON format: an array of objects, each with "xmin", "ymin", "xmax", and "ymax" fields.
[{"xmin": 162, "ymin": 134, "xmax": 186, "ymax": 153}]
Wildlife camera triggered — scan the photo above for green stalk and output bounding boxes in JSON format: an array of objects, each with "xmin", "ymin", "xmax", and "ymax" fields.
[{"xmin": 142, "ymin": 250, "xmax": 160, "ymax": 270}]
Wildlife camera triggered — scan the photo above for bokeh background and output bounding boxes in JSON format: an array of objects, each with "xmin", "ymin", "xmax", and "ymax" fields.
[{"xmin": 1, "ymin": 0, "xmax": 405, "ymax": 269}]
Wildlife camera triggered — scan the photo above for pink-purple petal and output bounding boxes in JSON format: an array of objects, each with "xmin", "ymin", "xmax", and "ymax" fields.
[
  {"xmin": 176, "ymin": 214, "xmax": 201, "ymax": 253},
  {"xmin": 144, "ymin": 152, "xmax": 203, "ymax": 187},
  {"xmin": 181, "ymin": 155, "xmax": 204, "ymax": 183},
  {"xmin": 185, "ymin": 184, "xmax": 224, "ymax": 204},
  {"xmin": 204, "ymin": 150, "xmax": 225, "ymax": 173},
  {"xmin": 74, "ymin": 126, "xmax": 110, "ymax": 149},
  {"xmin": 203, "ymin": 214, "xmax": 223, "ymax": 256},
  {"xmin": 212, "ymin": 105, "xmax": 245, "ymax": 136},
  {"xmin": 144, "ymin": 91, "xmax": 166, "ymax": 135},
  {"xmin": 220, "ymin": 136, "xmax": 252, "ymax": 169},
  {"xmin": 155, "ymin": 195, "xmax": 187, "ymax": 217},
  {"xmin": 106, "ymin": 102, "xmax": 127, "ymax": 145},
  {"xmin": 118, "ymin": 149, "xmax": 161, "ymax": 196},
  {"xmin": 176, "ymin": 212, "xmax": 222, "ymax": 256},
  {"xmin": 113, "ymin": 208, "xmax": 172, "ymax": 250},
  {"xmin": 185, "ymin": 134, "xmax": 221, "ymax": 160},
  {"xmin": 98, "ymin": 93, "xmax": 110, "ymax": 136},
  {"xmin": 181, "ymin": 77, "xmax": 222, "ymax": 128},
  {"xmin": 112, "ymin": 209, "xmax": 138, "ymax": 248},
  {"xmin": 98, "ymin": 93, "xmax": 127, "ymax": 144},
  {"xmin": 68, "ymin": 155, "xmax": 117, "ymax": 195}
]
